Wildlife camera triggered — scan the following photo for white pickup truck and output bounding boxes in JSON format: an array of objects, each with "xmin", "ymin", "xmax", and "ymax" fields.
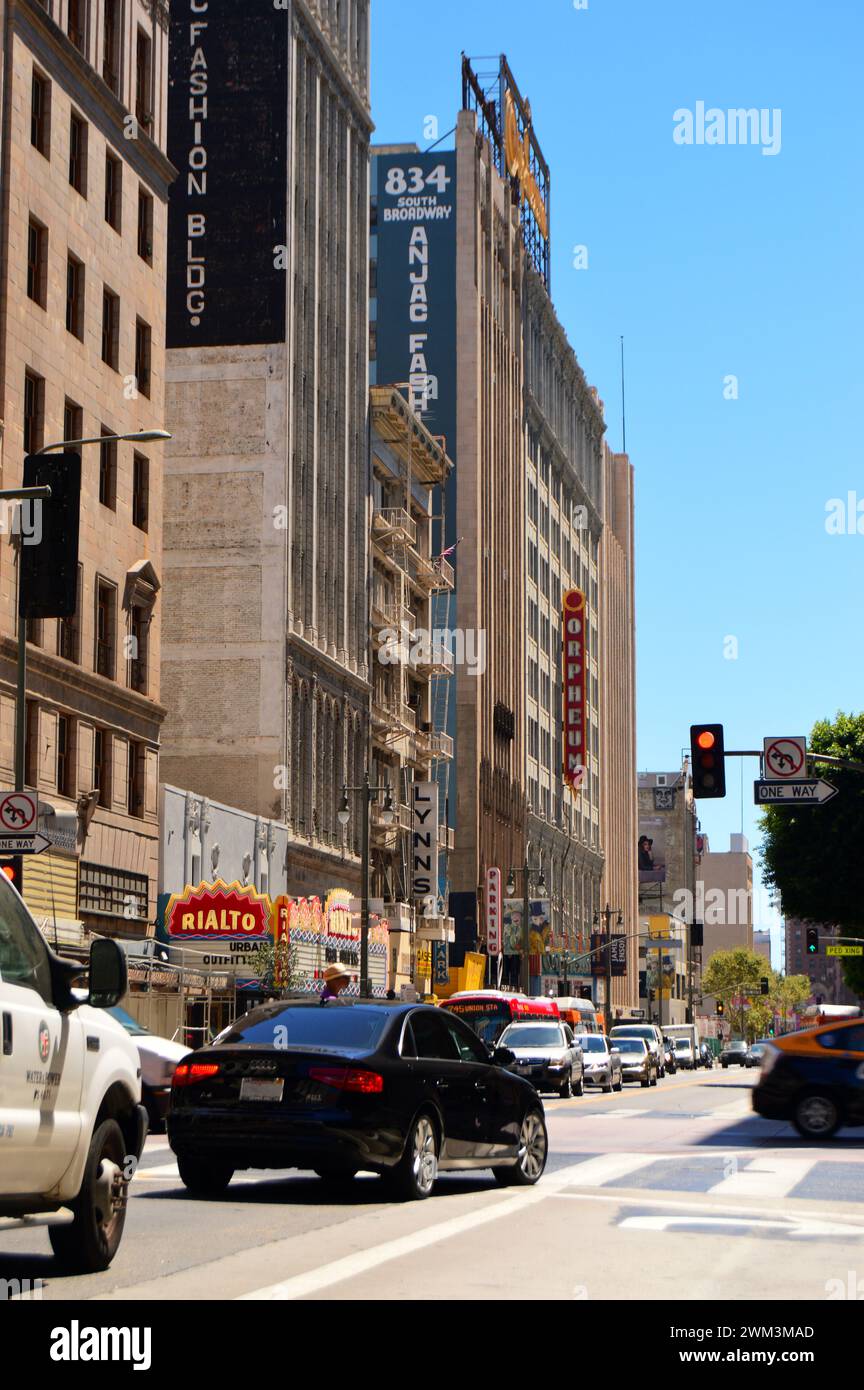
[{"xmin": 0, "ymin": 872, "xmax": 146, "ymax": 1272}]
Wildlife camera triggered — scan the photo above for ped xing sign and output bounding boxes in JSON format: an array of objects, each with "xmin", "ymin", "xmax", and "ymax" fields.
[
  {"xmin": 754, "ymin": 779, "xmax": 837, "ymax": 805},
  {"xmin": 827, "ymin": 945, "xmax": 864, "ymax": 957}
]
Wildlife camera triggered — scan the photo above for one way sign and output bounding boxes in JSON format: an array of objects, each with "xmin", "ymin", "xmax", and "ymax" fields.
[{"xmin": 754, "ymin": 779, "xmax": 838, "ymax": 806}]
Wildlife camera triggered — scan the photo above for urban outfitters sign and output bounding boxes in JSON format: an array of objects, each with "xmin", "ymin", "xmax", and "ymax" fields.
[{"xmin": 167, "ymin": 0, "xmax": 288, "ymax": 347}]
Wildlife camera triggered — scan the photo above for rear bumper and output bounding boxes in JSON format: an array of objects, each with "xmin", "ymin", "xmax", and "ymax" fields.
[{"xmin": 168, "ymin": 1110, "xmax": 404, "ymax": 1172}]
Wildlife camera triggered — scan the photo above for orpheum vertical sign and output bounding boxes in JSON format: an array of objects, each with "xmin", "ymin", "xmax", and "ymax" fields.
[
  {"xmin": 562, "ymin": 588, "xmax": 587, "ymax": 794},
  {"xmin": 167, "ymin": 0, "xmax": 287, "ymax": 347}
]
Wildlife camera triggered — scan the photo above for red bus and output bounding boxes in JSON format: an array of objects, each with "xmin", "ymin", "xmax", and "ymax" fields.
[{"xmin": 442, "ymin": 991, "xmax": 560, "ymax": 1046}]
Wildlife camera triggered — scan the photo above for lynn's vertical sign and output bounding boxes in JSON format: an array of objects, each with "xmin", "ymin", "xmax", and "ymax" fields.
[
  {"xmin": 412, "ymin": 782, "xmax": 439, "ymax": 900},
  {"xmin": 562, "ymin": 588, "xmax": 586, "ymax": 794}
]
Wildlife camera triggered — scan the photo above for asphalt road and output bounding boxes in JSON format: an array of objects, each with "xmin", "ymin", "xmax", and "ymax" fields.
[{"xmin": 3, "ymin": 1068, "xmax": 864, "ymax": 1302}]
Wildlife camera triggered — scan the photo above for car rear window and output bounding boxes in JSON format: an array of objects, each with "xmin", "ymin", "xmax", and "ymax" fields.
[{"xmin": 214, "ymin": 1005, "xmax": 391, "ymax": 1051}]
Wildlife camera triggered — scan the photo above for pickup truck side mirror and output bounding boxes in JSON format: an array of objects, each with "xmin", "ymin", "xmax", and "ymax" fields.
[
  {"xmin": 88, "ymin": 938, "xmax": 128, "ymax": 1008},
  {"xmin": 492, "ymin": 1046, "xmax": 516, "ymax": 1067}
]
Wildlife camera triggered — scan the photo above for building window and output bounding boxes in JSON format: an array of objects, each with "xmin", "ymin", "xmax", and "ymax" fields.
[
  {"xmin": 57, "ymin": 561, "xmax": 82, "ymax": 663},
  {"xmin": 69, "ymin": 112, "xmax": 87, "ymax": 194},
  {"xmin": 99, "ymin": 429, "xmax": 117, "ymax": 508},
  {"xmin": 137, "ymin": 187, "xmax": 153, "ymax": 262},
  {"xmin": 31, "ymin": 70, "xmax": 50, "ymax": 156},
  {"xmin": 23, "ymin": 370, "xmax": 44, "ymax": 454},
  {"xmin": 27, "ymin": 218, "xmax": 47, "ymax": 307},
  {"xmin": 63, "ymin": 398, "xmax": 82, "ymax": 447},
  {"xmin": 95, "ymin": 579, "xmax": 116, "ymax": 679},
  {"xmin": 67, "ymin": 0, "xmax": 86, "ymax": 53},
  {"xmin": 132, "ymin": 452, "xmax": 149, "ymax": 531},
  {"xmin": 93, "ymin": 728, "xmax": 111, "ymax": 808},
  {"xmin": 135, "ymin": 29, "xmax": 152, "ymax": 131},
  {"xmin": 102, "ymin": 0, "xmax": 121, "ymax": 95},
  {"xmin": 101, "ymin": 287, "xmax": 119, "ymax": 367},
  {"xmin": 57, "ymin": 714, "xmax": 74, "ymax": 797},
  {"xmin": 24, "ymin": 701, "xmax": 39, "ymax": 788},
  {"xmin": 134, "ymin": 318, "xmax": 151, "ymax": 397},
  {"xmin": 127, "ymin": 741, "xmax": 145, "ymax": 818},
  {"xmin": 105, "ymin": 152, "xmax": 121, "ymax": 230},
  {"xmin": 26, "ymin": 618, "xmax": 43, "ymax": 647},
  {"xmin": 129, "ymin": 606, "xmax": 149, "ymax": 693},
  {"xmin": 79, "ymin": 862, "xmax": 148, "ymax": 920},
  {"xmin": 66, "ymin": 253, "xmax": 85, "ymax": 338}
]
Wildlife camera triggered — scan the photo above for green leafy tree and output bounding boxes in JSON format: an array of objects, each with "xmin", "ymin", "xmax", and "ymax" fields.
[
  {"xmin": 760, "ymin": 711, "xmax": 864, "ymax": 996},
  {"xmin": 773, "ymin": 974, "xmax": 811, "ymax": 1033},
  {"xmin": 249, "ymin": 937, "xmax": 300, "ymax": 996},
  {"xmin": 701, "ymin": 947, "xmax": 768, "ymax": 1040}
]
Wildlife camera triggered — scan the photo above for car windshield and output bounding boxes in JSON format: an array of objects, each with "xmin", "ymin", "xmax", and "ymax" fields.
[
  {"xmin": 500, "ymin": 1024, "xmax": 564, "ymax": 1047},
  {"xmin": 675, "ymin": 1040, "xmax": 691, "ymax": 1050},
  {"xmin": 728, "ymin": 1041, "xmax": 747, "ymax": 1050},
  {"xmin": 107, "ymin": 1004, "xmax": 151, "ymax": 1036},
  {"xmin": 612, "ymin": 1027, "xmax": 653, "ymax": 1042},
  {"xmin": 615, "ymin": 1038, "xmax": 645, "ymax": 1053},
  {"xmin": 579, "ymin": 1036, "xmax": 607, "ymax": 1053},
  {"xmin": 213, "ymin": 1004, "xmax": 391, "ymax": 1051}
]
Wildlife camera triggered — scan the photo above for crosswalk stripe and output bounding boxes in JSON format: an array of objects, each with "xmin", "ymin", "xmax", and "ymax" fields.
[
  {"xmin": 561, "ymin": 1152, "xmax": 656, "ymax": 1186},
  {"xmin": 576, "ymin": 1109, "xmax": 650, "ymax": 1121},
  {"xmin": 707, "ymin": 1156, "xmax": 818, "ymax": 1198}
]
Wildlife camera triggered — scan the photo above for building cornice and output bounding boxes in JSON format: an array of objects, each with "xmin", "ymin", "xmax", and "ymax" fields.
[{"xmin": 0, "ymin": 641, "xmax": 167, "ymax": 744}]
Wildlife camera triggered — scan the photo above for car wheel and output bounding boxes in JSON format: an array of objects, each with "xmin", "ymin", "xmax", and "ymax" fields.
[
  {"xmin": 792, "ymin": 1092, "xmax": 843, "ymax": 1141},
  {"xmin": 721, "ymin": 1062, "xmax": 728, "ymax": 1068},
  {"xmin": 602, "ymin": 1076, "xmax": 613, "ymax": 1094},
  {"xmin": 385, "ymin": 1112, "xmax": 438, "ymax": 1200},
  {"xmin": 658, "ymin": 1065, "xmax": 666, "ymax": 1078},
  {"xmin": 650, "ymin": 1070, "xmax": 658, "ymax": 1087},
  {"xmin": 177, "ymin": 1155, "xmax": 234, "ymax": 1197},
  {"xmin": 49, "ymin": 1118, "xmax": 129, "ymax": 1273},
  {"xmin": 573, "ymin": 1072, "xmax": 584, "ymax": 1097},
  {"xmin": 613, "ymin": 1072, "xmax": 623, "ymax": 1092},
  {"xmin": 559, "ymin": 1074, "xmax": 573, "ymax": 1099},
  {"xmin": 641, "ymin": 1075, "xmax": 650, "ymax": 1087},
  {"xmin": 493, "ymin": 1107, "xmax": 548, "ymax": 1187}
]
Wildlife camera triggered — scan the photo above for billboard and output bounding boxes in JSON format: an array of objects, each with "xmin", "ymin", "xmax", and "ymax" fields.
[
  {"xmin": 639, "ymin": 817, "xmax": 667, "ymax": 884},
  {"xmin": 503, "ymin": 899, "xmax": 552, "ymax": 955},
  {"xmin": 167, "ymin": 0, "xmax": 288, "ymax": 347}
]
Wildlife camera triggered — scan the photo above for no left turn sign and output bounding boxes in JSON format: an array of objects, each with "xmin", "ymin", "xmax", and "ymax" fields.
[
  {"xmin": 763, "ymin": 737, "xmax": 807, "ymax": 781},
  {"xmin": 0, "ymin": 791, "xmax": 38, "ymax": 833}
]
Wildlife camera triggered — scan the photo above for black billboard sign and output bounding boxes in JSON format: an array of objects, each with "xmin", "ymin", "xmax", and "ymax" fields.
[{"xmin": 167, "ymin": 0, "xmax": 287, "ymax": 347}]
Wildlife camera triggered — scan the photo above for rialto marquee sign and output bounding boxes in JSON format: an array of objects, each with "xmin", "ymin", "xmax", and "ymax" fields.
[{"xmin": 165, "ymin": 879, "xmax": 271, "ymax": 939}]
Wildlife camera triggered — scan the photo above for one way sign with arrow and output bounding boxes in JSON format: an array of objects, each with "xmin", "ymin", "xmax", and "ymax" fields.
[{"xmin": 754, "ymin": 779, "xmax": 838, "ymax": 806}]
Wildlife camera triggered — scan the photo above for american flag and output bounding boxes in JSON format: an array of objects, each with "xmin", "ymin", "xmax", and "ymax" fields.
[{"xmin": 436, "ymin": 536, "xmax": 462, "ymax": 560}]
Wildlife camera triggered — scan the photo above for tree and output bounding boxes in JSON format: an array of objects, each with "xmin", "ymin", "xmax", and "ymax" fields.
[
  {"xmin": 760, "ymin": 711, "xmax": 864, "ymax": 996},
  {"xmin": 773, "ymin": 974, "xmax": 811, "ymax": 1033},
  {"xmin": 249, "ymin": 937, "xmax": 300, "ymax": 995},
  {"xmin": 701, "ymin": 947, "xmax": 766, "ymax": 1039}
]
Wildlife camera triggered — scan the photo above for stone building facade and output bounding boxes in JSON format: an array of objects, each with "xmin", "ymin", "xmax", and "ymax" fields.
[
  {"xmin": 637, "ymin": 768, "xmax": 699, "ymax": 1025},
  {"xmin": 161, "ymin": 0, "xmax": 373, "ymax": 901},
  {"xmin": 0, "ymin": 0, "xmax": 173, "ymax": 942}
]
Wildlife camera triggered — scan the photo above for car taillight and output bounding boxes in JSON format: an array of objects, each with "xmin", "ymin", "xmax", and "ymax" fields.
[
  {"xmin": 172, "ymin": 1062, "xmax": 220, "ymax": 1088},
  {"xmin": 308, "ymin": 1066, "xmax": 384, "ymax": 1094}
]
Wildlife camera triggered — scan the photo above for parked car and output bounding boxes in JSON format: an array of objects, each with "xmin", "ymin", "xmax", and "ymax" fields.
[
  {"xmin": 610, "ymin": 1023, "xmax": 666, "ymax": 1078},
  {"xmin": 168, "ymin": 1000, "xmax": 549, "ymax": 1199},
  {"xmin": 105, "ymin": 1005, "xmax": 190, "ymax": 1131},
  {"xmin": 720, "ymin": 1039, "xmax": 750, "ymax": 1068},
  {"xmin": 698, "ymin": 1042, "xmax": 714, "ymax": 1069},
  {"xmin": 752, "ymin": 1018, "xmax": 864, "ymax": 1139},
  {"xmin": 747, "ymin": 1041, "xmax": 769, "ymax": 1067},
  {"xmin": 499, "ymin": 1020, "xmax": 584, "ymax": 1098},
  {"xmin": 662, "ymin": 1037, "xmax": 678, "ymax": 1075},
  {"xmin": 576, "ymin": 1034, "xmax": 623, "ymax": 1093},
  {"xmin": 0, "ymin": 872, "xmax": 147, "ymax": 1272},
  {"xmin": 673, "ymin": 1038, "xmax": 697, "ymax": 1070},
  {"xmin": 612, "ymin": 1036, "xmax": 658, "ymax": 1087}
]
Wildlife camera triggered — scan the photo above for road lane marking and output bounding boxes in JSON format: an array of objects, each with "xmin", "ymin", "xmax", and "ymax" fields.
[
  {"xmin": 574, "ymin": 1109, "xmax": 650, "ymax": 1121},
  {"xmin": 618, "ymin": 1212, "xmax": 864, "ymax": 1237},
  {"xmin": 544, "ymin": 1152, "xmax": 655, "ymax": 1187},
  {"xmin": 707, "ymin": 1156, "xmax": 817, "ymax": 1198},
  {"xmin": 551, "ymin": 1189, "xmax": 864, "ymax": 1228},
  {"xmin": 237, "ymin": 1157, "xmax": 611, "ymax": 1301}
]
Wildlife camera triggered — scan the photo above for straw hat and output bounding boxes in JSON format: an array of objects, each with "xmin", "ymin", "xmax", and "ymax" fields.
[{"xmin": 323, "ymin": 964, "xmax": 350, "ymax": 984}]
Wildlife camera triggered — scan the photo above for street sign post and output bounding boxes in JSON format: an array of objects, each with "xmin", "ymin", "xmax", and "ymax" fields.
[
  {"xmin": 754, "ymin": 779, "xmax": 837, "ymax": 805},
  {"xmin": 763, "ymin": 736, "xmax": 807, "ymax": 781},
  {"xmin": 826, "ymin": 945, "xmax": 864, "ymax": 957}
]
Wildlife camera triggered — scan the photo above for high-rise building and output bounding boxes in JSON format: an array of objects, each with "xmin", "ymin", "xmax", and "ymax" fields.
[
  {"xmin": 637, "ymin": 767, "xmax": 699, "ymax": 1024},
  {"xmin": 0, "ymin": 0, "xmax": 172, "ymax": 944},
  {"xmin": 161, "ymin": 0, "xmax": 372, "ymax": 899},
  {"xmin": 698, "ymin": 832, "xmax": 754, "ymax": 1019}
]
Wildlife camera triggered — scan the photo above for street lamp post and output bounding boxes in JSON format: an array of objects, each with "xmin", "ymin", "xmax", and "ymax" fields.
[
  {"xmin": 506, "ymin": 852, "xmax": 546, "ymax": 996},
  {"xmin": 14, "ymin": 430, "xmax": 171, "ymax": 792},
  {"xmin": 338, "ymin": 774, "xmax": 394, "ymax": 997},
  {"xmin": 594, "ymin": 903, "xmax": 623, "ymax": 1032}
]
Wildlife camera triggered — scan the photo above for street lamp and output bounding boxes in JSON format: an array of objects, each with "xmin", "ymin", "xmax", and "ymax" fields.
[
  {"xmin": 338, "ymin": 773, "xmax": 395, "ymax": 996},
  {"xmin": 14, "ymin": 428, "xmax": 172, "ymax": 792},
  {"xmin": 595, "ymin": 903, "xmax": 623, "ymax": 1032},
  {"xmin": 506, "ymin": 852, "xmax": 546, "ymax": 995}
]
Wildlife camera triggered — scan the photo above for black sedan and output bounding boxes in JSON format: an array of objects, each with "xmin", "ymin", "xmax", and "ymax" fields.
[
  {"xmin": 720, "ymin": 1040, "xmax": 753, "ymax": 1068},
  {"xmin": 167, "ymin": 1000, "xmax": 548, "ymax": 1201},
  {"xmin": 498, "ymin": 1021, "xmax": 585, "ymax": 1097}
]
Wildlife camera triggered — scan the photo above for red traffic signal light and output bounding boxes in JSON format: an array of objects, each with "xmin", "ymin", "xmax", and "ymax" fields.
[
  {"xmin": 690, "ymin": 724, "xmax": 726, "ymax": 799},
  {"xmin": 0, "ymin": 857, "xmax": 23, "ymax": 892}
]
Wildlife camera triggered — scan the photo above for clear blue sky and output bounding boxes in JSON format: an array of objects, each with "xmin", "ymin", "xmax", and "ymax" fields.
[{"xmin": 370, "ymin": 0, "xmax": 864, "ymax": 963}]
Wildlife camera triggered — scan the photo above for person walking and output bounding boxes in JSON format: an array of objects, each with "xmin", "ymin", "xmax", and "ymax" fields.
[{"xmin": 320, "ymin": 964, "xmax": 350, "ymax": 1004}]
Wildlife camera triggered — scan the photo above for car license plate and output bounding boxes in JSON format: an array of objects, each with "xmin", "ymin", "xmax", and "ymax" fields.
[{"xmin": 240, "ymin": 1077, "xmax": 284, "ymax": 1103}]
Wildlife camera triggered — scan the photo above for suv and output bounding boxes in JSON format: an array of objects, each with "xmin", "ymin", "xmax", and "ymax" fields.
[
  {"xmin": 610, "ymin": 1023, "xmax": 666, "ymax": 1078},
  {"xmin": 0, "ymin": 872, "xmax": 146, "ymax": 1271}
]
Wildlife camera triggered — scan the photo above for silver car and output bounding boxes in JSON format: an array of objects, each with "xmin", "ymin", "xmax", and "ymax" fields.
[
  {"xmin": 576, "ymin": 1034, "xmax": 623, "ymax": 1092},
  {"xmin": 499, "ymin": 1021, "xmax": 585, "ymax": 1098}
]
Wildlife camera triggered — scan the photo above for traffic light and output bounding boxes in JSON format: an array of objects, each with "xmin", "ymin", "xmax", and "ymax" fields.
[
  {"xmin": 760, "ymin": 977, "xmax": 769, "ymax": 996},
  {"xmin": 806, "ymin": 927, "xmax": 819, "ymax": 955},
  {"xmin": 690, "ymin": 724, "xmax": 726, "ymax": 798},
  {"xmin": 716, "ymin": 999, "xmax": 725, "ymax": 1016},
  {"xmin": 19, "ymin": 452, "xmax": 81, "ymax": 619},
  {"xmin": 0, "ymin": 857, "xmax": 24, "ymax": 893}
]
